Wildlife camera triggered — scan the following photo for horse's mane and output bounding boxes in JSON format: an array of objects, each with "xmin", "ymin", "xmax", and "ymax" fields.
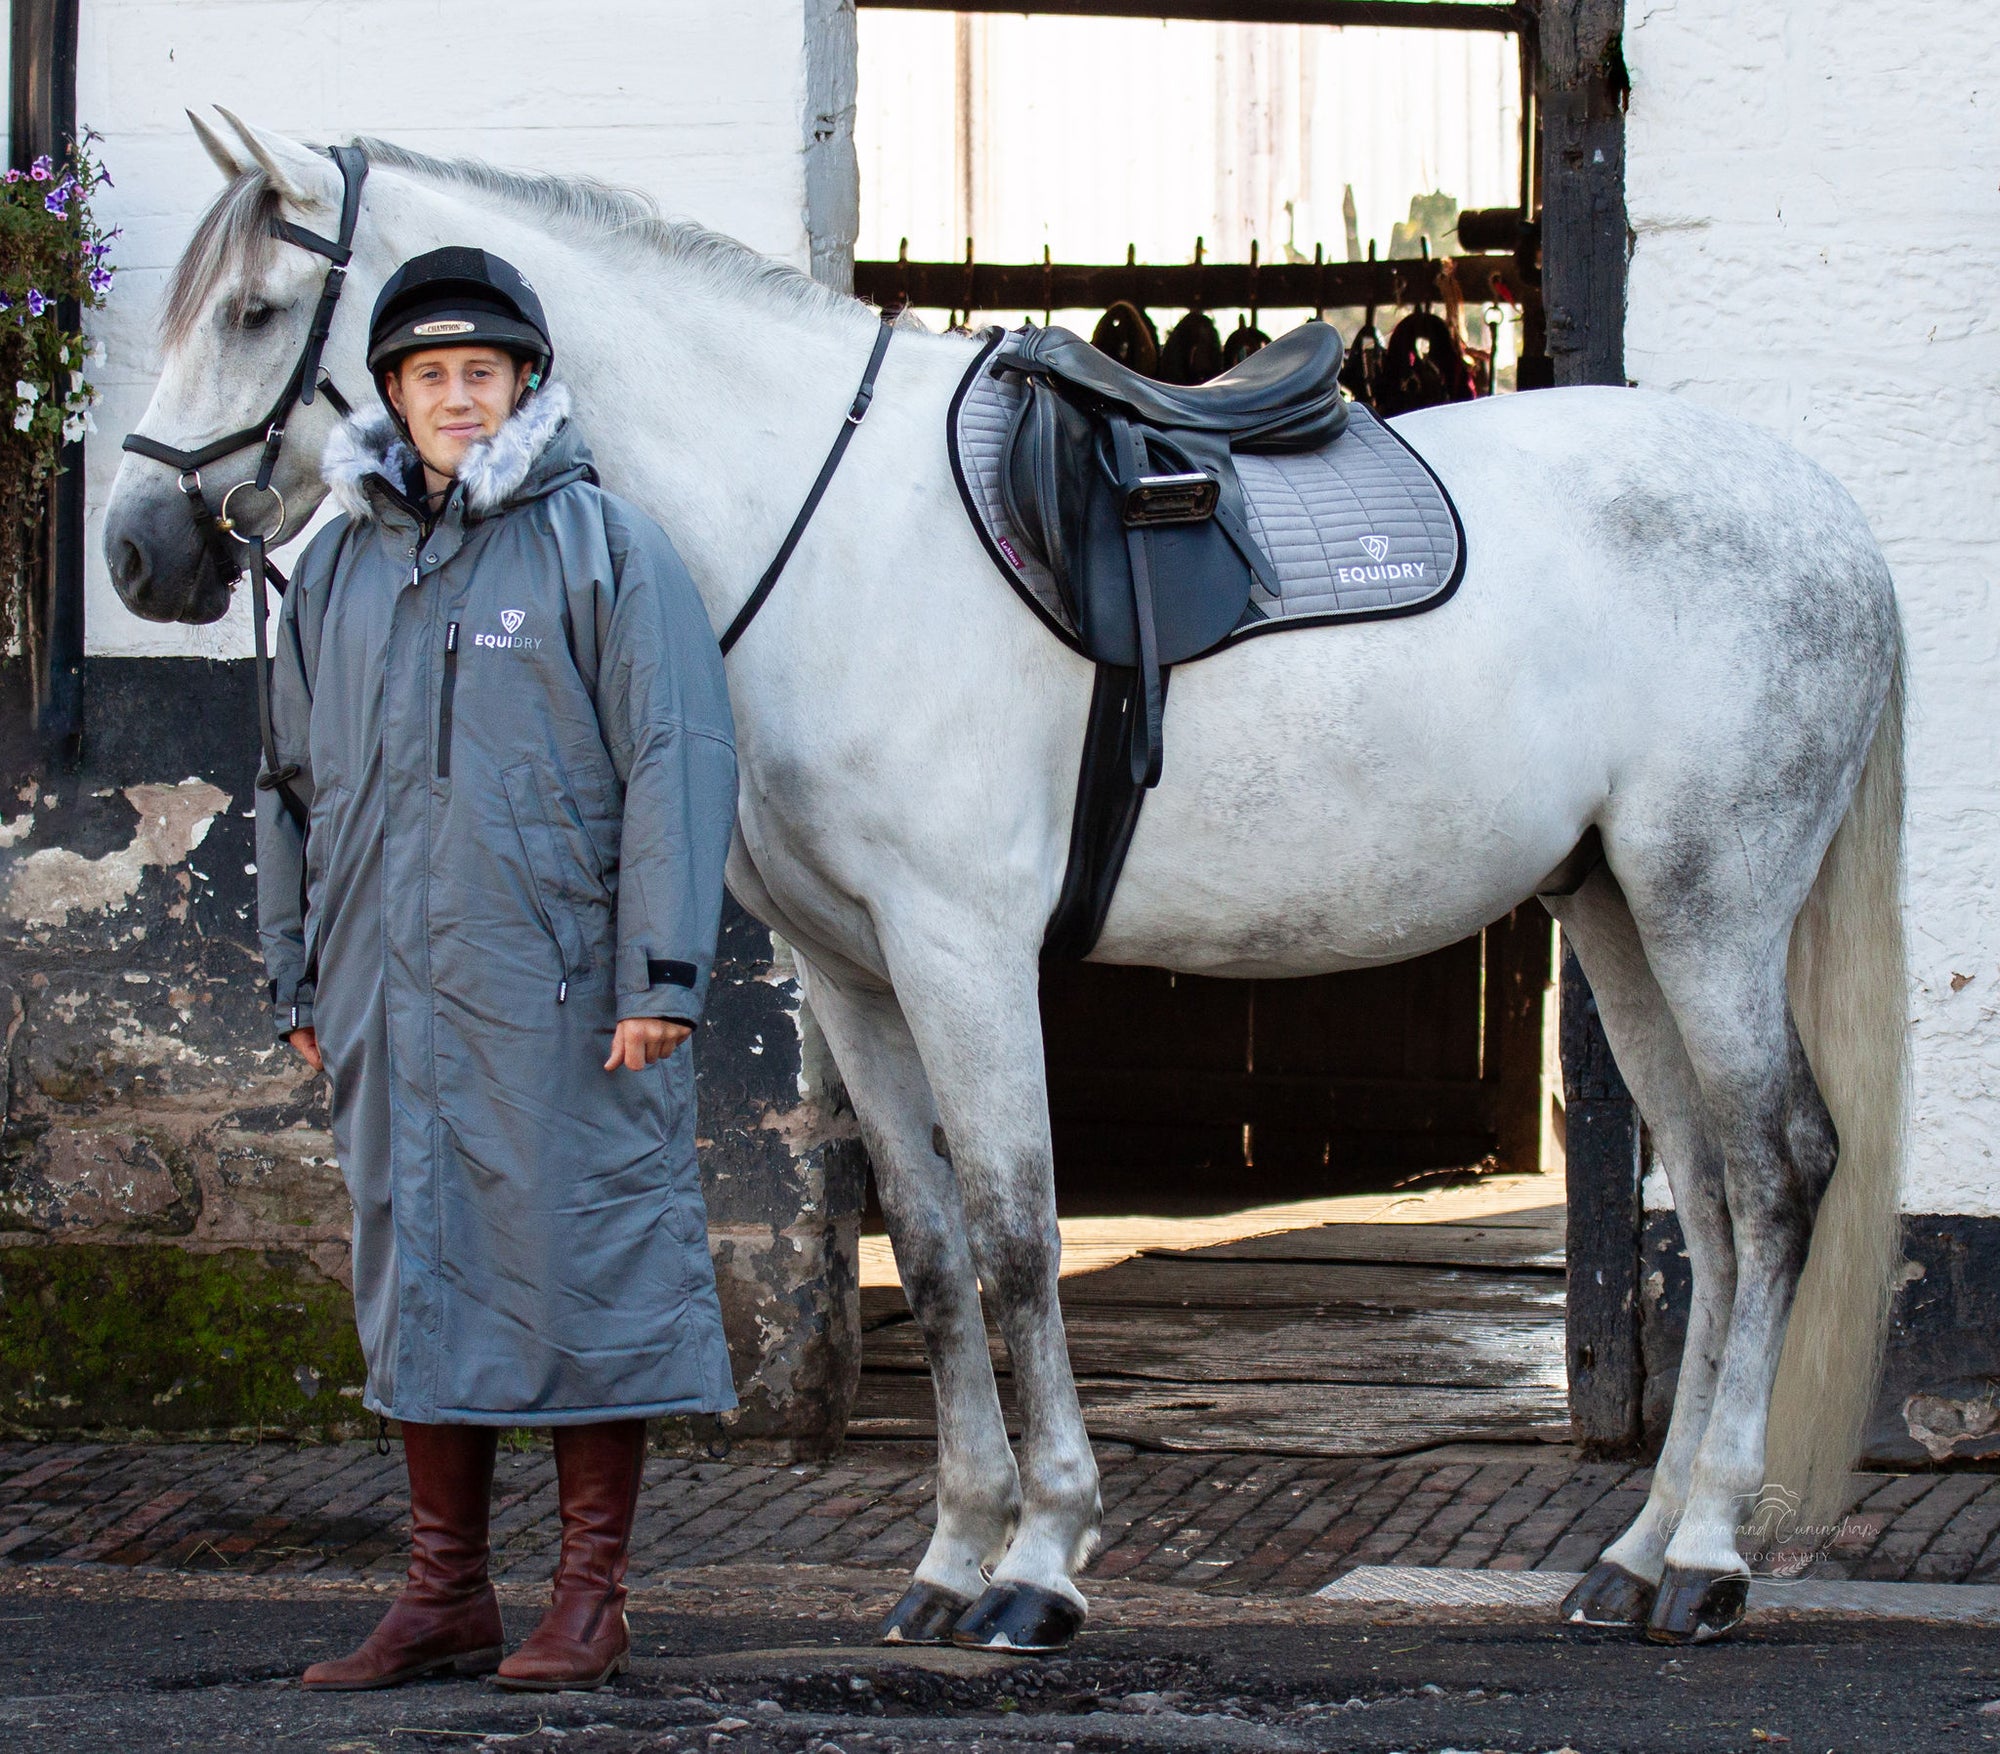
[{"xmin": 163, "ymin": 134, "xmax": 861, "ymax": 350}]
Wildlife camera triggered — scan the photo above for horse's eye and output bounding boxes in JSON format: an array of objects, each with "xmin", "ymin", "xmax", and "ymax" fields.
[{"xmin": 238, "ymin": 303, "xmax": 275, "ymax": 331}]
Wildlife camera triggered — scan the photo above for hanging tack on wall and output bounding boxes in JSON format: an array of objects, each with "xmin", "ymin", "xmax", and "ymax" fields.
[
  {"xmin": 891, "ymin": 235, "xmax": 911, "ymax": 318},
  {"xmin": 1223, "ymin": 239, "xmax": 1270, "ymax": 370},
  {"xmin": 1042, "ymin": 242, "xmax": 1053, "ymax": 328},
  {"xmin": 1314, "ymin": 240, "xmax": 1325, "ymax": 322}
]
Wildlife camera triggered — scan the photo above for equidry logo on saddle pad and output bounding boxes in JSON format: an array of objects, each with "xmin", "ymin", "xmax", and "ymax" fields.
[
  {"xmin": 474, "ymin": 608, "xmax": 542, "ymax": 651},
  {"xmin": 1338, "ymin": 532, "xmax": 1428, "ymax": 586}
]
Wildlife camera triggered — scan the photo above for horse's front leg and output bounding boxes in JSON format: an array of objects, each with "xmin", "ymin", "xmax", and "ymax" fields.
[
  {"xmin": 795, "ymin": 958, "xmax": 1023, "ymax": 1643},
  {"xmin": 883, "ymin": 924, "xmax": 1099, "ymax": 1652}
]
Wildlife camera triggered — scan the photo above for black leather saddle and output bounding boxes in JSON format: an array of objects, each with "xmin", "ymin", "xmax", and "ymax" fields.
[{"xmin": 994, "ymin": 320, "xmax": 1349, "ymax": 788}]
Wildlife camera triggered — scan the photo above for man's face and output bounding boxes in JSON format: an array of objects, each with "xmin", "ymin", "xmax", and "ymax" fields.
[{"xmin": 384, "ymin": 346, "xmax": 534, "ymax": 479}]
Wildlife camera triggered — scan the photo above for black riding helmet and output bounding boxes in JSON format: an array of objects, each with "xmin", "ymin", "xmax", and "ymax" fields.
[{"xmin": 366, "ymin": 246, "xmax": 553, "ymax": 414}]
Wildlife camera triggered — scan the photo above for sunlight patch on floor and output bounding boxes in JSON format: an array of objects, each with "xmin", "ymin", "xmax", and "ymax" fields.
[{"xmin": 856, "ymin": 1164, "xmax": 1566, "ymax": 1289}]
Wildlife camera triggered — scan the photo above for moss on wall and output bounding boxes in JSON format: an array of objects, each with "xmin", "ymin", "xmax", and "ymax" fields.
[{"xmin": 0, "ymin": 1245, "xmax": 366, "ymax": 1438}]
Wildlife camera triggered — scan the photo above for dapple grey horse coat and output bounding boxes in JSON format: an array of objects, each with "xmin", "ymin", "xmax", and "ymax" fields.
[{"xmin": 255, "ymin": 386, "xmax": 739, "ymax": 1426}]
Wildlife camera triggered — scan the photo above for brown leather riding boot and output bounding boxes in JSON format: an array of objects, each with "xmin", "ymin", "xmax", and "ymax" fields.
[
  {"xmin": 492, "ymin": 1420, "xmax": 647, "ymax": 1691},
  {"xmin": 301, "ymin": 1424, "xmax": 503, "ymax": 1690}
]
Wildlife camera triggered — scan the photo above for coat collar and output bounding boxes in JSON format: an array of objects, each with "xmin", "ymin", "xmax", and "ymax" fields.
[{"xmin": 322, "ymin": 382, "xmax": 581, "ymax": 524}]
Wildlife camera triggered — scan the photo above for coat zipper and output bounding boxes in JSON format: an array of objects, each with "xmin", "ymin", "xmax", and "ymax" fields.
[{"xmin": 436, "ymin": 619, "xmax": 459, "ymax": 778}]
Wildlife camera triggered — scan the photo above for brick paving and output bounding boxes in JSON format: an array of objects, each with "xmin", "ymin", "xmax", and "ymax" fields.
[{"xmin": 6, "ymin": 1438, "xmax": 2000, "ymax": 1600}]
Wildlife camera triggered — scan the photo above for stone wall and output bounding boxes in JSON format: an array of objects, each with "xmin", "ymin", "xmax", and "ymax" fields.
[
  {"xmin": 1, "ymin": 659, "xmax": 867, "ymax": 1451},
  {"xmin": 0, "ymin": 0, "xmax": 870, "ymax": 1451}
]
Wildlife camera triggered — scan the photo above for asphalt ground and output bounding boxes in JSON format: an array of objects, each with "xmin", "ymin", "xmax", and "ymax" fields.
[{"xmin": 3, "ymin": 1564, "xmax": 1999, "ymax": 1754}]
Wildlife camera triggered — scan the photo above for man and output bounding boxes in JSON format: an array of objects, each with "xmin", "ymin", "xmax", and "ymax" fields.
[{"xmin": 256, "ymin": 247, "xmax": 738, "ymax": 1692}]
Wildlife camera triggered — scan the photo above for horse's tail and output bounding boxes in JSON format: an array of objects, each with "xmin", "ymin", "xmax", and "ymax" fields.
[{"xmin": 1765, "ymin": 625, "xmax": 1909, "ymax": 1522}]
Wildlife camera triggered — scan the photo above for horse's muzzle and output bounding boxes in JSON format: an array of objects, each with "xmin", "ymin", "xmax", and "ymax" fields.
[{"xmin": 102, "ymin": 487, "xmax": 236, "ymax": 625}]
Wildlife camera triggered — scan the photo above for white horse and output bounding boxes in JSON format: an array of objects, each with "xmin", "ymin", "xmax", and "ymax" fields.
[{"xmin": 105, "ymin": 116, "xmax": 1906, "ymax": 1648}]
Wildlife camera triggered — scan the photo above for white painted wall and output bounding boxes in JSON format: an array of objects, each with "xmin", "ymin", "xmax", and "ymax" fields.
[
  {"xmin": 80, "ymin": 0, "xmax": 841, "ymax": 659},
  {"xmin": 1625, "ymin": 4, "xmax": 2000, "ymax": 1215}
]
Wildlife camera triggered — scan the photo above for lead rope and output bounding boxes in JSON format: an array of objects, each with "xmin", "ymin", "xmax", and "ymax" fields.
[{"xmin": 719, "ymin": 314, "xmax": 895, "ymax": 655}]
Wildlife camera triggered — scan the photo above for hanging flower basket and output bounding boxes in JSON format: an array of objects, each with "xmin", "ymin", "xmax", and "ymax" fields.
[{"xmin": 0, "ymin": 133, "xmax": 115, "ymax": 679}]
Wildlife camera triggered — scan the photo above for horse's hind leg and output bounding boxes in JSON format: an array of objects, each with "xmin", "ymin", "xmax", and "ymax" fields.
[
  {"xmin": 1545, "ymin": 867, "xmax": 1736, "ymax": 1628},
  {"xmin": 1638, "ymin": 928, "xmax": 1838, "ymax": 1643},
  {"xmin": 796, "ymin": 961, "xmax": 1023, "ymax": 1643}
]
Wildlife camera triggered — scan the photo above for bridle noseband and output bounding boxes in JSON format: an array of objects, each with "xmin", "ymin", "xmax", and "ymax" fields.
[{"xmin": 122, "ymin": 143, "xmax": 370, "ymax": 827}]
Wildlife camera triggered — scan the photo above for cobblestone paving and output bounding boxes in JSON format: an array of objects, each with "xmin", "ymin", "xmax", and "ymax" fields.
[{"xmin": 5, "ymin": 1438, "xmax": 2000, "ymax": 1594}]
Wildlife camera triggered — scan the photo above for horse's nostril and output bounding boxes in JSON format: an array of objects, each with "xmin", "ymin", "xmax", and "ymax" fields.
[{"xmin": 111, "ymin": 536, "xmax": 150, "ymax": 597}]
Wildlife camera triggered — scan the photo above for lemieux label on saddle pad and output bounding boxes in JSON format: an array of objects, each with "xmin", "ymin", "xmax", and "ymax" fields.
[{"xmin": 948, "ymin": 326, "xmax": 1465, "ymax": 653}]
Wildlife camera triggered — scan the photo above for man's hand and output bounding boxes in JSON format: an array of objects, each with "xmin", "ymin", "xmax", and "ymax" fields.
[
  {"xmin": 605, "ymin": 1017, "xmax": 692, "ymax": 1071},
  {"xmin": 288, "ymin": 1025, "xmax": 323, "ymax": 1072}
]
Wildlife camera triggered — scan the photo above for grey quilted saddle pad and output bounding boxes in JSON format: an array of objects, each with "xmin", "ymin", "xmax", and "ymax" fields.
[{"xmin": 949, "ymin": 327, "xmax": 1464, "ymax": 651}]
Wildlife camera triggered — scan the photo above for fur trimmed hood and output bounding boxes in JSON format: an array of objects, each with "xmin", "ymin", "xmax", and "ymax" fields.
[{"xmin": 322, "ymin": 382, "xmax": 582, "ymax": 523}]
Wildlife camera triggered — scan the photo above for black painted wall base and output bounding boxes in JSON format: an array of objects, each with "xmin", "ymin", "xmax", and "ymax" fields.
[{"xmin": 1642, "ymin": 1210, "xmax": 2000, "ymax": 1470}]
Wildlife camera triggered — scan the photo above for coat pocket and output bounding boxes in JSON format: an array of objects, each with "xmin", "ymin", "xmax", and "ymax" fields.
[
  {"xmin": 302, "ymin": 782, "xmax": 350, "ymax": 944},
  {"xmin": 436, "ymin": 622, "xmax": 461, "ymax": 779},
  {"xmin": 501, "ymin": 759, "xmax": 598, "ymax": 994}
]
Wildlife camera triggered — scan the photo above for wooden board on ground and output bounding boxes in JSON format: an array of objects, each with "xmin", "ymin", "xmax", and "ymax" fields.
[
  {"xmin": 862, "ymin": 1302, "xmax": 1564, "ymax": 1389},
  {"xmin": 849, "ymin": 1372, "xmax": 1569, "ymax": 1456},
  {"xmin": 1151, "ymin": 1220, "xmax": 1565, "ymax": 1273},
  {"xmin": 853, "ymin": 1211, "xmax": 1572, "ymax": 1457}
]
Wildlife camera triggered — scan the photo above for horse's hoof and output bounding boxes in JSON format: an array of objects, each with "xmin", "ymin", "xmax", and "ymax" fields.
[
  {"xmin": 1645, "ymin": 1566, "xmax": 1751, "ymax": 1644},
  {"xmin": 878, "ymin": 1580, "xmax": 976, "ymax": 1646},
  {"xmin": 1560, "ymin": 1560, "xmax": 1657, "ymax": 1628},
  {"xmin": 949, "ymin": 1581, "xmax": 1084, "ymax": 1653}
]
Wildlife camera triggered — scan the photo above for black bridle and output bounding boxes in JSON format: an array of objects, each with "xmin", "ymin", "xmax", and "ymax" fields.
[{"xmin": 122, "ymin": 143, "xmax": 370, "ymax": 828}]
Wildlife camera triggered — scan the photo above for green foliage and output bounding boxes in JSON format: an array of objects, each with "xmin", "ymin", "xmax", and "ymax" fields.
[{"xmin": 0, "ymin": 135, "xmax": 115, "ymax": 657}]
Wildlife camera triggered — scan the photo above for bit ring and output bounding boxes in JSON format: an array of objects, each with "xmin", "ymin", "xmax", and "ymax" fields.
[{"xmin": 218, "ymin": 478, "xmax": 286, "ymax": 543}]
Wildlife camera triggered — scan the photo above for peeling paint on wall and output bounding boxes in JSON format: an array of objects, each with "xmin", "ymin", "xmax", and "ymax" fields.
[{"xmin": 3, "ymin": 779, "xmax": 228, "ymax": 929}]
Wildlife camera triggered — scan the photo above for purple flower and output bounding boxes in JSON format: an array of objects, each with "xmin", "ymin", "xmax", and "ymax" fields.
[
  {"xmin": 25, "ymin": 289, "xmax": 47, "ymax": 317},
  {"xmin": 29, "ymin": 155, "xmax": 52, "ymax": 181},
  {"xmin": 87, "ymin": 267, "xmax": 110, "ymax": 296},
  {"xmin": 43, "ymin": 191, "xmax": 66, "ymax": 218},
  {"xmin": 3, "ymin": 170, "xmax": 18, "ymax": 186}
]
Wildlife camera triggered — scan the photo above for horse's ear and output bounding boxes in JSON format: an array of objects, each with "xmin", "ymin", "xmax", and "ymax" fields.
[
  {"xmin": 187, "ymin": 109, "xmax": 246, "ymax": 181},
  {"xmin": 213, "ymin": 107, "xmax": 340, "ymax": 212}
]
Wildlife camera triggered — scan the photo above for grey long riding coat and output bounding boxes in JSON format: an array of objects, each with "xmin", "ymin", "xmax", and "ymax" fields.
[{"xmin": 256, "ymin": 385, "xmax": 738, "ymax": 1426}]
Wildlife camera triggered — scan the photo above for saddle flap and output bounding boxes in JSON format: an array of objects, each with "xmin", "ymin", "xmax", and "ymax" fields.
[
  {"xmin": 1000, "ymin": 376, "xmax": 1095, "ymax": 600},
  {"xmin": 1074, "ymin": 424, "xmax": 1258, "ymax": 670}
]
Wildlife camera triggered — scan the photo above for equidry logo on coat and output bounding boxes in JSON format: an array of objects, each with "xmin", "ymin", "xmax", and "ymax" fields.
[
  {"xmin": 1359, "ymin": 534, "xmax": 1391, "ymax": 562},
  {"xmin": 475, "ymin": 609, "xmax": 542, "ymax": 651}
]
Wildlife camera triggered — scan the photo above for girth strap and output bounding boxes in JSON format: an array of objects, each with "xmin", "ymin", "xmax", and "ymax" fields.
[{"xmin": 1109, "ymin": 415, "xmax": 1167, "ymax": 788}]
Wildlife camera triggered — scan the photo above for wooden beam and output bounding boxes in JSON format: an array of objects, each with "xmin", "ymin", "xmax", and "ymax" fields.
[
  {"xmin": 1537, "ymin": 0, "xmax": 1627, "ymax": 387},
  {"xmin": 854, "ymin": 252, "xmax": 1534, "ymax": 315},
  {"xmin": 858, "ymin": 0, "xmax": 1525, "ymax": 32},
  {"xmin": 11, "ymin": 0, "xmax": 83, "ymax": 763},
  {"xmin": 1560, "ymin": 945, "xmax": 1644, "ymax": 1452}
]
